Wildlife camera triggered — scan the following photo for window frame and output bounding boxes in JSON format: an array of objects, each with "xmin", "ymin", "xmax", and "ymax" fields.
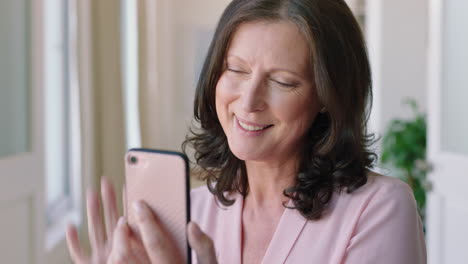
[{"xmin": 44, "ymin": 0, "xmax": 82, "ymax": 250}]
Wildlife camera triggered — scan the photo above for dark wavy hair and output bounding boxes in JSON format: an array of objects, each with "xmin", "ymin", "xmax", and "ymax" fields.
[{"xmin": 182, "ymin": 0, "xmax": 377, "ymax": 220}]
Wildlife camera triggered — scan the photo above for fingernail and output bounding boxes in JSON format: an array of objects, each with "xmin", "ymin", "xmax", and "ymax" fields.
[{"xmin": 133, "ymin": 201, "xmax": 144, "ymax": 215}]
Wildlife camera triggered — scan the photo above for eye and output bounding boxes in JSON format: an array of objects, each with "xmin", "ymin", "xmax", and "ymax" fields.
[
  {"xmin": 227, "ymin": 68, "xmax": 247, "ymax": 74},
  {"xmin": 271, "ymin": 79, "xmax": 299, "ymax": 88}
]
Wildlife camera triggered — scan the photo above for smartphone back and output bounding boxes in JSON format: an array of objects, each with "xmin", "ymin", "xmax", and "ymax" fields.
[{"xmin": 124, "ymin": 148, "xmax": 190, "ymax": 262}]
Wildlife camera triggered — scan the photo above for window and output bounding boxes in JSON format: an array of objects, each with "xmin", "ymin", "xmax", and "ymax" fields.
[{"xmin": 44, "ymin": 0, "xmax": 81, "ymax": 249}]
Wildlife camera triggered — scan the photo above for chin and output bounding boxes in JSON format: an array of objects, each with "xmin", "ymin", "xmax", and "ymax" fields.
[
  {"xmin": 228, "ymin": 143, "xmax": 267, "ymax": 162},
  {"xmin": 230, "ymin": 150, "xmax": 250, "ymax": 161},
  {"xmin": 228, "ymin": 144, "xmax": 249, "ymax": 161}
]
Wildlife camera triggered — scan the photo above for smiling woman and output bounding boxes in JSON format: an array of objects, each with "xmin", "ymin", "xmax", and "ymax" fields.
[
  {"xmin": 186, "ymin": 0, "xmax": 375, "ymax": 220},
  {"xmin": 183, "ymin": 0, "xmax": 427, "ymax": 263},
  {"xmin": 67, "ymin": 0, "xmax": 426, "ymax": 263},
  {"xmin": 215, "ymin": 21, "xmax": 319, "ymax": 165}
]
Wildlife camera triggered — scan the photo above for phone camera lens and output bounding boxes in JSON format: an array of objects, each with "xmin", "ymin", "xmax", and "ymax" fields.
[{"xmin": 129, "ymin": 156, "xmax": 138, "ymax": 164}]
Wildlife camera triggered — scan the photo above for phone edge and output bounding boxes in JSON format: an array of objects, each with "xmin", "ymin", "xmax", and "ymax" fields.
[{"xmin": 126, "ymin": 148, "xmax": 192, "ymax": 264}]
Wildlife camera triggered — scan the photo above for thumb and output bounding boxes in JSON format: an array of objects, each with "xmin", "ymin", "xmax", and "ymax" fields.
[{"xmin": 187, "ymin": 222, "xmax": 217, "ymax": 264}]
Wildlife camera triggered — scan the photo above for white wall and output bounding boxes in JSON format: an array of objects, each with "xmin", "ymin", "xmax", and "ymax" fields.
[
  {"xmin": 366, "ymin": 0, "xmax": 428, "ymax": 148},
  {"xmin": 172, "ymin": 0, "xmax": 232, "ymax": 148},
  {"xmin": 139, "ymin": 0, "xmax": 231, "ymax": 151}
]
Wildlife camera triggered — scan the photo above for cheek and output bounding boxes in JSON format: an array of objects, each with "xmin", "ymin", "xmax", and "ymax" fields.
[
  {"xmin": 215, "ymin": 75, "xmax": 238, "ymax": 115},
  {"xmin": 271, "ymin": 91, "xmax": 319, "ymax": 129},
  {"xmin": 215, "ymin": 76, "xmax": 234, "ymax": 129}
]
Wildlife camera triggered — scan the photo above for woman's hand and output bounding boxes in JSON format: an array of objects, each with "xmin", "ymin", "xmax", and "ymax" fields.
[
  {"xmin": 66, "ymin": 177, "xmax": 217, "ymax": 263},
  {"xmin": 106, "ymin": 216, "xmax": 151, "ymax": 264},
  {"xmin": 107, "ymin": 200, "xmax": 217, "ymax": 264},
  {"xmin": 187, "ymin": 221, "xmax": 218, "ymax": 264},
  {"xmin": 66, "ymin": 177, "xmax": 120, "ymax": 263}
]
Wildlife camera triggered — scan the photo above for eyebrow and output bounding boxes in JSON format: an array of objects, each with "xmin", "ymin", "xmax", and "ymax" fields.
[{"xmin": 226, "ymin": 54, "xmax": 306, "ymax": 79}]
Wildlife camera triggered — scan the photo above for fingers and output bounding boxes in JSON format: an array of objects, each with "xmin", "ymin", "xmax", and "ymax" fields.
[
  {"xmin": 101, "ymin": 177, "xmax": 119, "ymax": 242},
  {"xmin": 187, "ymin": 222, "xmax": 217, "ymax": 264},
  {"xmin": 109, "ymin": 217, "xmax": 137, "ymax": 264},
  {"xmin": 66, "ymin": 223, "xmax": 89, "ymax": 263},
  {"xmin": 86, "ymin": 189, "xmax": 106, "ymax": 251},
  {"xmin": 133, "ymin": 201, "xmax": 177, "ymax": 263}
]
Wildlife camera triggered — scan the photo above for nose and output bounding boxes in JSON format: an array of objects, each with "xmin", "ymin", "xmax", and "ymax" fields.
[{"xmin": 240, "ymin": 77, "xmax": 266, "ymax": 112}]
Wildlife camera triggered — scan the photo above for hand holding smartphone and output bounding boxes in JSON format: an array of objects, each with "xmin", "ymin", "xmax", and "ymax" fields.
[{"xmin": 124, "ymin": 148, "xmax": 191, "ymax": 263}]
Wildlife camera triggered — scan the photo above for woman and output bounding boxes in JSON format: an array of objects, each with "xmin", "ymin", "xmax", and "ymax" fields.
[{"xmin": 67, "ymin": 0, "xmax": 427, "ymax": 263}]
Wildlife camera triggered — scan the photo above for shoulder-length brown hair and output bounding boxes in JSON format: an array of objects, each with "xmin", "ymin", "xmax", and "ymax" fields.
[{"xmin": 183, "ymin": 0, "xmax": 376, "ymax": 220}]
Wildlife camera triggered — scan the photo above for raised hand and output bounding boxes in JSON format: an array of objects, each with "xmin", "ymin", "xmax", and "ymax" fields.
[
  {"xmin": 66, "ymin": 177, "xmax": 119, "ymax": 263},
  {"xmin": 106, "ymin": 201, "xmax": 218, "ymax": 264},
  {"xmin": 66, "ymin": 177, "xmax": 218, "ymax": 264}
]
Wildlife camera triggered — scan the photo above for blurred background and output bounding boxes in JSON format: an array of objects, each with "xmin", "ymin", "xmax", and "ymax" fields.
[{"xmin": 0, "ymin": 0, "xmax": 466, "ymax": 263}]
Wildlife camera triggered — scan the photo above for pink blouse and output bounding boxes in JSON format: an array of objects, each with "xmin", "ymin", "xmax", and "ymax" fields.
[{"xmin": 190, "ymin": 172, "xmax": 427, "ymax": 263}]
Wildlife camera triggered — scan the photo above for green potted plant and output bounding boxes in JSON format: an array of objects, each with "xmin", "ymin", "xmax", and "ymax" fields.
[{"xmin": 381, "ymin": 99, "xmax": 431, "ymax": 223}]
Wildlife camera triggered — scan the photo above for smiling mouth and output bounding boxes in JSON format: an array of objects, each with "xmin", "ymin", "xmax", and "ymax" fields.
[{"xmin": 236, "ymin": 116, "xmax": 273, "ymax": 132}]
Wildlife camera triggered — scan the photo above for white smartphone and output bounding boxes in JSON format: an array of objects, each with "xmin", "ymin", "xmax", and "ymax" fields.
[{"xmin": 124, "ymin": 148, "xmax": 191, "ymax": 263}]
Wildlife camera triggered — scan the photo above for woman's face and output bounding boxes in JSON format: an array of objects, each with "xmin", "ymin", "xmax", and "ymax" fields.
[{"xmin": 215, "ymin": 20, "xmax": 321, "ymax": 164}]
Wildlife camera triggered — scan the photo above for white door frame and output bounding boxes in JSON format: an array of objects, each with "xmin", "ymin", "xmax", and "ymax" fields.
[
  {"xmin": 0, "ymin": 0, "xmax": 46, "ymax": 263},
  {"xmin": 426, "ymin": 0, "xmax": 468, "ymax": 263}
]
